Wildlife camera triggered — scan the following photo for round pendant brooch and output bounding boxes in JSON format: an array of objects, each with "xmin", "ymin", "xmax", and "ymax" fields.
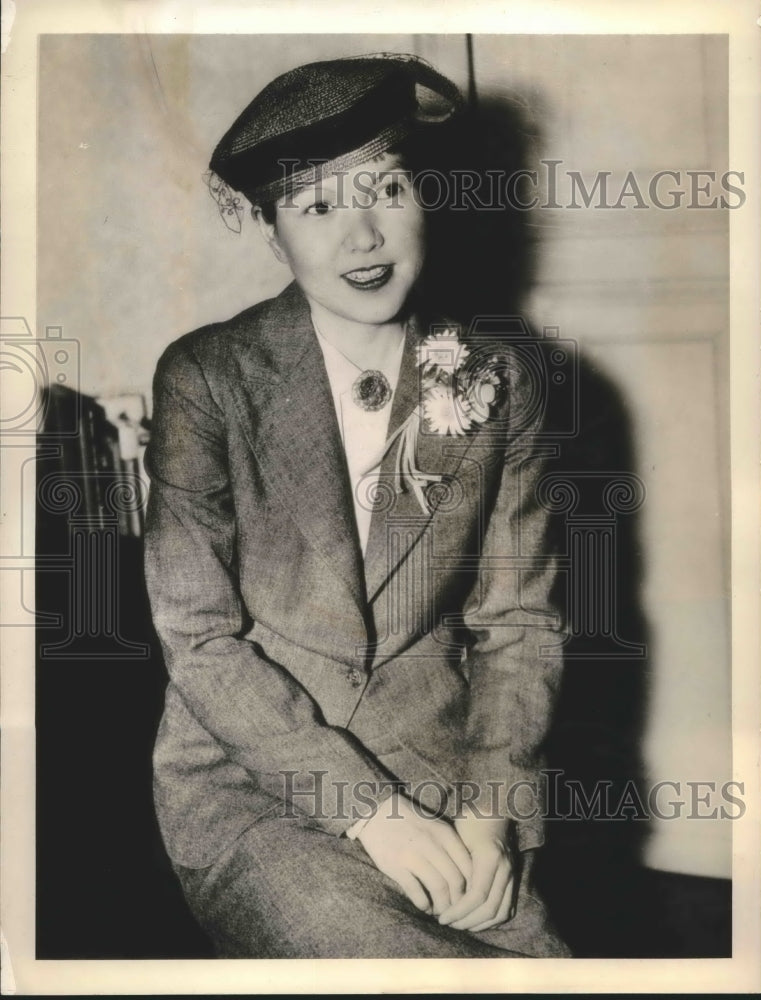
[{"xmin": 352, "ymin": 370, "xmax": 392, "ymax": 412}]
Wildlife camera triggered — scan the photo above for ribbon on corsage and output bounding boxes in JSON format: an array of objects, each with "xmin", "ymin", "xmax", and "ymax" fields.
[{"xmin": 381, "ymin": 327, "xmax": 503, "ymax": 514}]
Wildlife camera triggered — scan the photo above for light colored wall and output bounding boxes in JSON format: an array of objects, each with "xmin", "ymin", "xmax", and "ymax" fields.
[{"xmin": 38, "ymin": 33, "xmax": 731, "ymax": 878}]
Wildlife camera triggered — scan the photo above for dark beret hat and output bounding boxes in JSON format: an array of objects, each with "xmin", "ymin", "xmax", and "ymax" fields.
[{"xmin": 209, "ymin": 53, "xmax": 463, "ymax": 205}]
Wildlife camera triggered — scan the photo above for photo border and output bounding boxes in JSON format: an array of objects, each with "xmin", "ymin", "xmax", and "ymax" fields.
[{"xmin": 2, "ymin": 0, "xmax": 759, "ymax": 993}]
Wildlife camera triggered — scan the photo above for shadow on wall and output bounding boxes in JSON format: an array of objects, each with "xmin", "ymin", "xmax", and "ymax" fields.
[
  {"xmin": 418, "ymin": 95, "xmax": 539, "ymax": 321},
  {"xmin": 426, "ymin": 94, "xmax": 654, "ymax": 956}
]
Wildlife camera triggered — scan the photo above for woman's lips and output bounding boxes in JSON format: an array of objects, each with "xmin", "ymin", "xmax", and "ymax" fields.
[{"xmin": 341, "ymin": 264, "xmax": 393, "ymax": 290}]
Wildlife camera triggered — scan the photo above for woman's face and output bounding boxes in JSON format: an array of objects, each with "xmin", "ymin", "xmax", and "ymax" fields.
[{"xmin": 256, "ymin": 152, "xmax": 425, "ymax": 330}]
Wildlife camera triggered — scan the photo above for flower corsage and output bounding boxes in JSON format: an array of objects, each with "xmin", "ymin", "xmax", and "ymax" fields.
[{"xmin": 382, "ymin": 328, "xmax": 503, "ymax": 514}]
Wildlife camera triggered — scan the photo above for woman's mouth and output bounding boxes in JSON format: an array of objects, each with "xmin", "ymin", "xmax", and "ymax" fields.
[{"xmin": 341, "ymin": 264, "xmax": 393, "ymax": 290}]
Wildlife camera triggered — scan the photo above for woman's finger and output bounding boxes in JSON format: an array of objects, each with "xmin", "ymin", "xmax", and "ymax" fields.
[
  {"xmin": 425, "ymin": 840, "xmax": 469, "ymax": 905},
  {"xmin": 432, "ymin": 822, "xmax": 474, "ymax": 883},
  {"xmin": 412, "ymin": 856, "xmax": 458, "ymax": 915},
  {"xmin": 448, "ymin": 859, "xmax": 512, "ymax": 930},
  {"xmin": 437, "ymin": 846, "xmax": 501, "ymax": 925},
  {"xmin": 392, "ymin": 870, "xmax": 433, "ymax": 913},
  {"xmin": 468, "ymin": 877, "xmax": 515, "ymax": 931}
]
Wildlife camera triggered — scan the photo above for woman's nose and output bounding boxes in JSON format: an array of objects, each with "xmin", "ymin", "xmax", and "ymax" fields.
[{"xmin": 344, "ymin": 207, "xmax": 383, "ymax": 253}]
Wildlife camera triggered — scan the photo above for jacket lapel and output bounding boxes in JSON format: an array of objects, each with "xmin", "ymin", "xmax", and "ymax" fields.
[
  {"xmin": 231, "ymin": 283, "xmax": 491, "ymax": 616},
  {"xmin": 362, "ymin": 318, "xmax": 481, "ymax": 604},
  {"xmin": 232, "ymin": 282, "xmax": 367, "ymax": 614}
]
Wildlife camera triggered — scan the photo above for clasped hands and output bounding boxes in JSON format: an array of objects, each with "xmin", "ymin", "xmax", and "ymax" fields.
[{"xmin": 356, "ymin": 792, "xmax": 518, "ymax": 932}]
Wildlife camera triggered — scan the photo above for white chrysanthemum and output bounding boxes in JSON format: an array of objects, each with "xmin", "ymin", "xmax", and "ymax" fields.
[
  {"xmin": 422, "ymin": 385, "xmax": 473, "ymax": 436},
  {"xmin": 417, "ymin": 330, "xmax": 469, "ymax": 376}
]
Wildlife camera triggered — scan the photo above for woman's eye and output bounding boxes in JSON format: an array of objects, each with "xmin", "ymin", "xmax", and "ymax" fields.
[
  {"xmin": 380, "ymin": 178, "xmax": 406, "ymax": 200},
  {"xmin": 306, "ymin": 201, "xmax": 333, "ymax": 216}
]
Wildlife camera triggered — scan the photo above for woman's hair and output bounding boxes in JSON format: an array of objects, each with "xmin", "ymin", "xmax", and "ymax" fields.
[{"xmin": 257, "ymin": 201, "xmax": 277, "ymax": 226}]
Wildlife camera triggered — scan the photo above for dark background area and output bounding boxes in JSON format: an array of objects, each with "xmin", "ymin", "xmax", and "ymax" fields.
[{"xmin": 35, "ymin": 535, "xmax": 213, "ymax": 958}]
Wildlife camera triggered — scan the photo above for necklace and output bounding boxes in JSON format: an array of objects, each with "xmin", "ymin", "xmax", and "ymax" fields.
[{"xmin": 311, "ymin": 315, "xmax": 401, "ymax": 412}]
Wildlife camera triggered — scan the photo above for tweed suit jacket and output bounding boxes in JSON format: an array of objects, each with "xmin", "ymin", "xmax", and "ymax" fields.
[{"xmin": 144, "ymin": 280, "xmax": 564, "ymax": 870}]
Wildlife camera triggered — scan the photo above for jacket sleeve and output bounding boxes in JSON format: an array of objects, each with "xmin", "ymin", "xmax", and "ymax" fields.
[
  {"xmin": 144, "ymin": 338, "xmax": 397, "ymax": 834},
  {"xmin": 456, "ymin": 348, "xmax": 566, "ymax": 852}
]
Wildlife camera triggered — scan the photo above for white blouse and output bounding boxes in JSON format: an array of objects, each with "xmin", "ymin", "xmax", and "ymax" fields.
[{"xmin": 313, "ymin": 325, "xmax": 405, "ymax": 557}]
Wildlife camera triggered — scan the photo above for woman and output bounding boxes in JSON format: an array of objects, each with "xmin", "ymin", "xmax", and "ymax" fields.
[{"xmin": 144, "ymin": 52, "xmax": 570, "ymax": 958}]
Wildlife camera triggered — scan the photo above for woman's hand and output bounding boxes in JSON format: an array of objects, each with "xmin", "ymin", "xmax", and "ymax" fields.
[
  {"xmin": 437, "ymin": 813, "xmax": 515, "ymax": 932},
  {"xmin": 356, "ymin": 793, "xmax": 473, "ymax": 916}
]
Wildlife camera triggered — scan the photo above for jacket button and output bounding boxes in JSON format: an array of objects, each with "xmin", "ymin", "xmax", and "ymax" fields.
[{"xmin": 347, "ymin": 667, "xmax": 364, "ymax": 687}]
